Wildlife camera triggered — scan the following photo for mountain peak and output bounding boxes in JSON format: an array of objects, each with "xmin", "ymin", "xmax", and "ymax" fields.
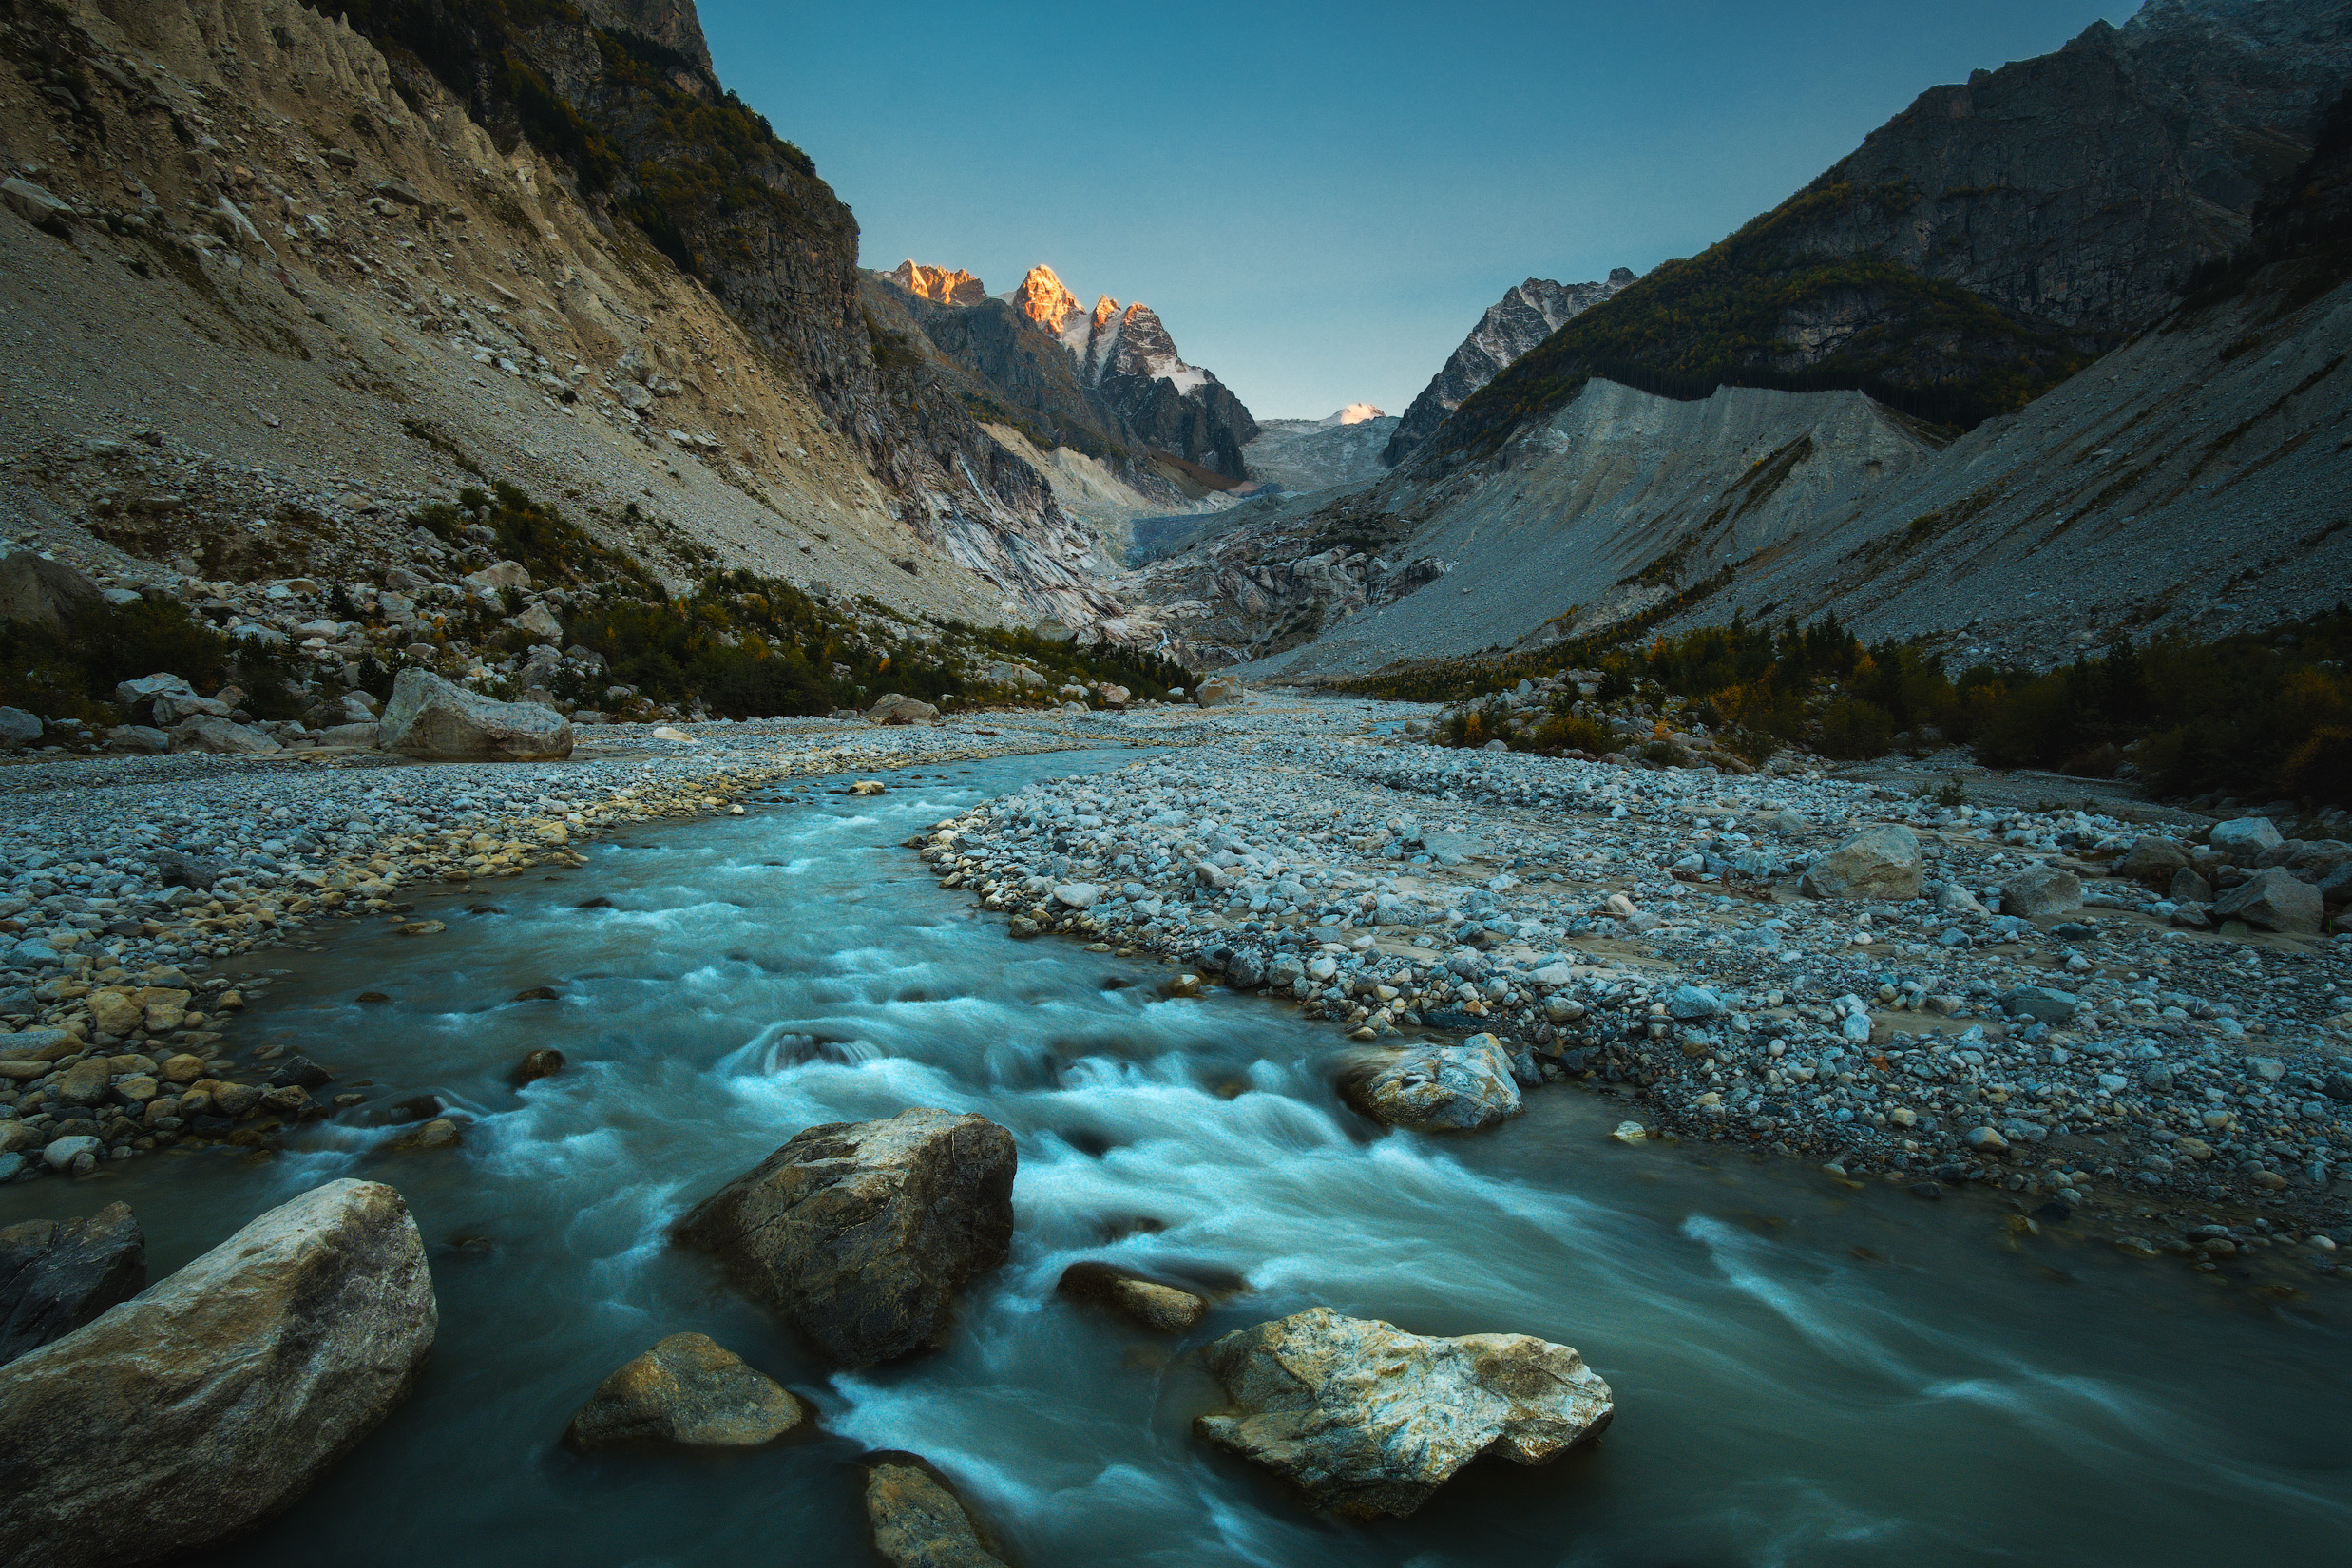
[
  {"xmin": 889, "ymin": 259, "xmax": 985, "ymax": 307},
  {"xmin": 1331, "ymin": 403, "xmax": 1386, "ymax": 425},
  {"xmin": 1012, "ymin": 265, "xmax": 1080, "ymax": 334}
]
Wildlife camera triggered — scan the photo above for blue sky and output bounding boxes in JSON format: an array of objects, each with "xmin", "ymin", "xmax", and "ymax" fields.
[{"xmin": 700, "ymin": 1, "xmax": 2135, "ymax": 420}]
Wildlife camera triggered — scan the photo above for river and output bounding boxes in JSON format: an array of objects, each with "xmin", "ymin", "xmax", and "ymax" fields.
[{"xmin": 6, "ymin": 748, "xmax": 2346, "ymax": 1566}]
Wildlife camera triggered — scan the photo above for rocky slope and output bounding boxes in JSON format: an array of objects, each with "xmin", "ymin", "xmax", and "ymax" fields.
[
  {"xmin": 1442, "ymin": 0, "xmax": 2352, "ymax": 454},
  {"xmin": 0, "ymin": 0, "xmax": 1119, "ymax": 630},
  {"xmin": 1241, "ymin": 405, "xmax": 1399, "ymax": 495},
  {"xmin": 1385, "ymin": 274, "xmax": 1633, "ymax": 468}
]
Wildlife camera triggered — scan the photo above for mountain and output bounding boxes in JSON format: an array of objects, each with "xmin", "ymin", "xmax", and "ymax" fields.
[
  {"xmin": 0, "ymin": 0, "xmax": 1132, "ymax": 630},
  {"xmin": 1243, "ymin": 406, "xmax": 1401, "ymax": 495},
  {"xmin": 1384, "ymin": 272, "xmax": 1634, "ymax": 467},
  {"xmin": 888, "ymin": 259, "xmax": 986, "ymax": 306},
  {"xmin": 1436, "ymin": 0, "xmax": 2352, "ymax": 458},
  {"xmin": 1009, "ymin": 265, "xmax": 1261, "ymax": 479}
]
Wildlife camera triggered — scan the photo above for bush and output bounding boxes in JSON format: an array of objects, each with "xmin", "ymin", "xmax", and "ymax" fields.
[
  {"xmin": 1815, "ymin": 697, "xmax": 1894, "ymax": 759},
  {"xmin": 0, "ymin": 597, "xmax": 239, "ymax": 724}
]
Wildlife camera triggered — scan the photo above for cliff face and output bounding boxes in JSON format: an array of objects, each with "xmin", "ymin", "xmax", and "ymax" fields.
[
  {"xmin": 329, "ymin": 0, "xmax": 1113, "ymax": 620},
  {"xmin": 1384, "ymin": 271, "xmax": 1633, "ymax": 467},
  {"xmin": 1441, "ymin": 0, "xmax": 2352, "ymax": 455},
  {"xmin": 885, "ymin": 261, "xmax": 1262, "ymax": 481},
  {"xmin": 889, "ymin": 258, "xmax": 985, "ymax": 306}
]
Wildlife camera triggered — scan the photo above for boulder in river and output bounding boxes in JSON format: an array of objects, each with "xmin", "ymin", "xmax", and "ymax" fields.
[
  {"xmin": 1056, "ymin": 1260, "xmax": 1208, "ymax": 1333},
  {"xmin": 1800, "ymin": 824, "xmax": 1922, "ymax": 901},
  {"xmin": 676, "ymin": 1108, "xmax": 1016, "ymax": 1367},
  {"xmin": 0, "ymin": 1202, "xmax": 145, "ymax": 1367},
  {"xmin": 1339, "ymin": 1034, "xmax": 1521, "ymax": 1131},
  {"xmin": 1194, "ymin": 1305, "xmax": 1614, "ymax": 1519},
  {"xmin": 377, "ymin": 668, "xmax": 572, "ymax": 761},
  {"xmin": 864, "ymin": 1455, "xmax": 1009, "ymax": 1568},
  {"xmin": 0, "ymin": 1178, "xmax": 437, "ymax": 1568},
  {"xmin": 562, "ymin": 1332, "xmax": 803, "ymax": 1451}
]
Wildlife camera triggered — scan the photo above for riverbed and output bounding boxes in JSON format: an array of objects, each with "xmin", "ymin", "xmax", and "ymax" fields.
[{"xmin": 6, "ymin": 747, "xmax": 2346, "ymax": 1567}]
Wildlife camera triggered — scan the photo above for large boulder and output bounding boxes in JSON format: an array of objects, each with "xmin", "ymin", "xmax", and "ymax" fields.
[
  {"xmin": 0, "ymin": 707, "xmax": 40, "ymax": 747},
  {"xmin": 0, "ymin": 1179, "xmax": 437, "ymax": 1568},
  {"xmin": 2212, "ymin": 868, "xmax": 2323, "ymax": 934},
  {"xmin": 0, "ymin": 1204, "xmax": 145, "ymax": 1367},
  {"xmin": 1194, "ymin": 1306, "xmax": 1614, "ymax": 1519},
  {"xmin": 1195, "ymin": 673, "xmax": 1244, "ymax": 707},
  {"xmin": 168, "ymin": 716, "xmax": 282, "ymax": 755},
  {"xmin": 1998, "ymin": 863, "xmax": 2081, "ymax": 920},
  {"xmin": 2209, "ymin": 816, "xmax": 2284, "ymax": 859},
  {"xmin": 2114, "ymin": 835, "xmax": 2190, "ymax": 889},
  {"xmin": 867, "ymin": 692, "xmax": 941, "ymax": 726},
  {"xmin": 1801, "ymin": 823, "xmax": 1922, "ymax": 900},
  {"xmin": 378, "ymin": 668, "xmax": 572, "ymax": 761},
  {"xmin": 561, "ymin": 1332, "xmax": 803, "ymax": 1450},
  {"xmin": 865, "ymin": 1457, "xmax": 1008, "ymax": 1568},
  {"xmin": 0, "ymin": 551, "xmax": 99, "ymax": 630},
  {"xmin": 1339, "ymin": 1035, "xmax": 1522, "ymax": 1131},
  {"xmin": 676, "ymin": 1109, "xmax": 1016, "ymax": 1367}
]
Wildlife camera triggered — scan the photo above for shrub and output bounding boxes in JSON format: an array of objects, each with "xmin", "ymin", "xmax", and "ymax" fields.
[{"xmin": 1815, "ymin": 697, "xmax": 1894, "ymax": 759}]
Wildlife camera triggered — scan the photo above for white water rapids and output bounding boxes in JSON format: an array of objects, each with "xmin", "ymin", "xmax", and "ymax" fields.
[{"xmin": 6, "ymin": 750, "xmax": 2345, "ymax": 1566}]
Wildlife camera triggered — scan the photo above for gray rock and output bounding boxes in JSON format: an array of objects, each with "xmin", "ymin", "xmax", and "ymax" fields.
[
  {"xmin": 2212, "ymin": 867, "xmax": 2323, "ymax": 934},
  {"xmin": 1050, "ymin": 882, "xmax": 1100, "ymax": 909},
  {"xmin": 2168, "ymin": 866, "xmax": 2214, "ymax": 904},
  {"xmin": 0, "ymin": 1179, "xmax": 436, "ymax": 1568},
  {"xmin": 1195, "ymin": 674, "xmax": 1244, "ymax": 707},
  {"xmin": 1999, "ymin": 863, "xmax": 2082, "ymax": 919},
  {"xmin": 677, "ymin": 1109, "xmax": 1016, "ymax": 1367},
  {"xmin": 41, "ymin": 1134, "xmax": 102, "ymax": 1171},
  {"xmin": 0, "ymin": 551, "xmax": 99, "ymax": 631},
  {"xmin": 865, "ymin": 1458, "xmax": 1008, "ymax": 1568},
  {"xmin": 866, "ymin": 693, "xmax": 941, "ymax": 726},
  {"xmin": 103, "ymin": 725, "xmax": 169, "ymax": 754},
  {"xmin": 378, "ymin": 668, "xmax": 572, "ymax": 761},
  {"xmin": 168, "ymin": 716, "xmax": 282, "ymax": 755},
  {"xmin": 0, "ymin": 707, "xmax": 40, "ymax": 747},
  {"xmin": 315, "ymin": 722, "xmax": 380, "ymax": 746},
  {"xmin": 1801, "ymin": 824, "xmax": 1922, "ymax": 900},
  {"xmin": 1194, "ymin": 1305, "xmax": 1614, "ymax": 1519},
  {"xmin": 2115, "ymin": 836, "xmax": 2190, "ymax": 889},
  {"xmin": 0, "ymin": 177, "xmax": 73, "ymax": 236},
  {"xmin": 2209, "ymin": 816, "xmax": 2283, "ymax": 857},
  {"xmin": 0, "ymin": 1203, "xmax": 145, "ymax": 1366},
  {"xmin": 1666, "ymin": 985, "xmax": 1726, "ymax": 1020},
  {"xmin": 561, "ymin": 1332, "xmax": 803, "ymax": 1450},
  {"xmin": 1341, "ymin": 1034, "xmax": 1522, "ymax": 1131},
  {"xmin": 2000, "ymin": 985, "xmax": 2084, "ymax": 1024}
]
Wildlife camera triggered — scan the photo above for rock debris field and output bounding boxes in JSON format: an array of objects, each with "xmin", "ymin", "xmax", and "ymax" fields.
[{"xmin": 3, "ymin": 692, "xmax": 2349, "ymax": 1274}]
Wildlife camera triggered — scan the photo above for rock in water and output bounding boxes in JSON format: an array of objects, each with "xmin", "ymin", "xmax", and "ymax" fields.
[
  {"xmin": 562, "ymin": 1332, "xmax": 803, "ymax": 1450},
  {"xmin": 1339, "ymin": 1034, "xmax": 1522, "ymax": 1131},
  {"xmin": 676, "ymin": 1109, "xmax": 1016, "ymax": 1367},
  {"xmin": 1056, "ymin": 1261, "xmax": 1208, "ymax": 1332},
  {"xmin": 0, "ymin": 1178, "xmax": 437, "ymax": 1568},
  {"xmin": 865, "ymin": 1456, "xmax": 1009, "ymax": 1568},
  {"xmin": 1194, "ymin": 1306, "xmax": 1613, "ymax": 1519},
  {"xmin": 377, "ymin": 668, "xmax": 573, "ymax": 761},
  {"xmin": 1801, "ymin": 823, "xmax": 1923, "ymax": 900},
  {"xmin": 0, "ymin": 1203, "xmax": 145, "ymax": 1367}
]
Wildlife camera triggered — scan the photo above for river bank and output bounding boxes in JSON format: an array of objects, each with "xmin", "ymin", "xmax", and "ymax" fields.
[{"xmin": 4, "ymin": 742, "xmax": 2348, "ymax": 1567}]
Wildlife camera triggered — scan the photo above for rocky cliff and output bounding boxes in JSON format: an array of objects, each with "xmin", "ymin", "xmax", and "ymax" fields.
[
  {"xmin": 888, "ymin": 258, "xmax": 985, "ymax": 307},
  {"xmin": 1384, "ymin": 272, "xmax": 1633, "ymax": 467},
  {"xmin": 1244, "ymin": 406, "xmax": 1400, "ymax": 495},
  {"xmin": 1441, "ymin": 0, "xmax": 2352, "ymax": 456},
  {"xmin": 0, "ymin": 0, "xmax": 1121, "ymax": 628}
]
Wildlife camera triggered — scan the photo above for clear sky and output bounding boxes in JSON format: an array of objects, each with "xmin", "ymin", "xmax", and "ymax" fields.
[{"xmin": 699, "ymin": 1, "xmax": 2136, "ymax": 421}]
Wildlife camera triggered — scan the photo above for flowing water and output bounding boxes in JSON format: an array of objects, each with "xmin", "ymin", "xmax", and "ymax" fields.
[{"xmin": 7, "ymin": 749, "xmax": 2348, "ymax": 1566}]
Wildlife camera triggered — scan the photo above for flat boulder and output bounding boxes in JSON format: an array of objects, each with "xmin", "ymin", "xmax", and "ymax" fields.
[
  {"xmin": 1999, "ymin": 863, "xmax": 2082, "ymax": 920},
  {"xmin": 0, "ymin": 1203, "xmax": 145, "ymax": 1367},
  {"xmin": 378, "ymin": 668, "xmax": 572, "ymax": 761},
  {"xmin": 1339, "ymin": 1034, "xmax": 1521, "ymax": 1131},
  {"xmin": 0, "ymin": 1179, "xmax": 436, "ymax": 1568},
  {"xmin": 676, "ymin": 1108, "xmax": 1015, "ymax": 1367},
  {"xmin": 2209, "ymin": 816, "xmax": 2283, "ymax": 858},
  {"xmin": 1194, "ymin": 1306, "xmax": 1614, "ymax": 1519},
  {"xmin": 865, "ymin": 1456, "xmax": 1008, "ymax": 1568},
  {"xmin": 2213, "ymin": 868, "xmax": 2323, "ymax": 934},
  {"xmin": 562, "ymin": 1332, "xmax": 803, "ymax": 1451},
  {"xmin": 168, "ymin": 716, "xmax": 282, "ymax": 755},
  {"xmin": 1801, "ymin": 823, "xmax": 1922, "ymax": 900},
  {"xmin": 2000, "ymin": 985, "xmax": 2085, "ymax": 1024},
  {"xmin": 867, "ymin": 693, "xmax": 941, "ymax": 726}
]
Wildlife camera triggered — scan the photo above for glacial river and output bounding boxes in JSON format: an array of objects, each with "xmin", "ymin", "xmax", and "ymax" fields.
[{"xmin": 6, "ymin": 749, "xmax": 2348, "ymax": 1566}]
